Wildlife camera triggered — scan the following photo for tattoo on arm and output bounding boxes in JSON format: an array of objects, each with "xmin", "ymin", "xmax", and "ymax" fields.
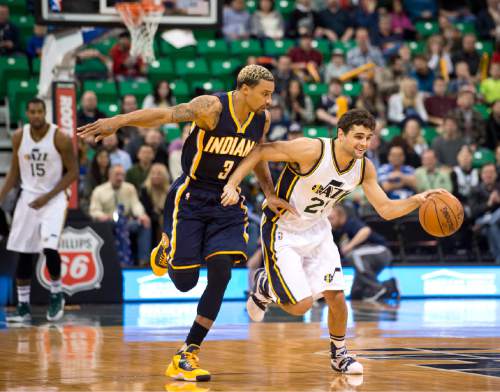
[{"xmin": 171, "ymin": 103, "xmax": 196, "ymax": 123}]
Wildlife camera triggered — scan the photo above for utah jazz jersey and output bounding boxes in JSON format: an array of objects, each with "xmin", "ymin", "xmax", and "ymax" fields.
[
  {"xmin": 181, "ymin": 91, "xmax": 266, "ymax": 189},
  {"xmin": 265, "ymin": 138, "xmax": 366, "ymax": 231}
]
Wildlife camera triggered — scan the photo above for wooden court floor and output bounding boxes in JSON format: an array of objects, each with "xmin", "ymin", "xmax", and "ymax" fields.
[{"xmin": 1, "ymin": 299, "xmax": 500, "ymax": 391}]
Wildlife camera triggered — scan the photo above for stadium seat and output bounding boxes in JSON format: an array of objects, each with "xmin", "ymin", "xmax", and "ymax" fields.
[
  {"xmin": 75, "ymin": 58, "xmax": 108, "ymax": 78},
  {"xmin": 472, "ymin": 148, "xmax": 495, "ymax": 168},
  {"xmin": 162, "ymin": 124, "xmax": 182, "ymax": 142},
  {"xmin": 230, "ymin": 39, "xmax": 263, "ymax": 57},
  {"xmin": 408, "ymin": 41, "xmax": 427, "ymax": 55},
  {"xmin": 421, "ymin": 126, "xmax": 439, "ymax": 145},
  {"xmin": 342, "ymin": 81, "xmax": 362, "ymax": 97},
  {"xmin": 303, "ymin": 126, "xmax": 330, "ymax": 138},
  {"xmin": 475, "ymin": 40, "xmax": 494, "ymax": 55},
  {"xmin": 415, "ymin": 20, "xmax": 439, "ymax": 37},
  {"xmin": 263, "ymin": 39, "xmax": 295, "ymax": 57},
  {"xmin": 90, "ymin": 37, "xmax": 117, "ymax": 55},
  {"xmin": 304, "ymin": 83, "xmax": 328, "ymax": 106},
  {"xmin": 98, "ymin": 102, "xmax": 120, "ymax": 117},
  {"xmin": 275, "ymin": 0, "xmax": 294, "ymax": 17},
  {"xmin": 0, "ymin": 55, "xmax": 29, "ymax": 97},
  {"xmin": 175, "ymin": 58, "xmax": 210, "ymax": 79},
  {"xmin": 10, "ymin": 15, "xmax": 34, "ymax": 43},
  {"xmin": 311, "ymin": 39, "xmax": 331, "ymax": 58},
  {"xmin": 118, "ymin": 80, "xmax": 153, "ymax": 104},
  {"xmin": 190, "ymin": 79, "xmax": 225, "ymax": 95},
  {"xmin": 147, "ymin": 58, "xmax": 175, "ymax": 85},
  {"xmin": 0, "ymin": 0, "xmax": 26, "ymax": 15},
  {"xmin": 455, "ymin": 21, "xmax": 476, "ymax": 35},
  {"xmin": 333, "ymin": 40, "xmax": 356, "ymax": 53},
  {"xmin": 170, "ymin": 80, "xmax": 190, "ymax": 103},
  {"xmin": 210, "ymin": 58, "xmax": 242, "ymax": 89},
  {"xmin": 7, "ymin": 79, "xmax": 37, "ymax": 123},
  {"xmin": 474, "ymin": 104, "xmax": 491, "ymax": 120},
  {"xmin": 83, "ymin": 80, "xmax": 118, "ymax": 102},
  {"xmin": 380, "ymin": 125, "xmax": 400, "ymax": 142},
  {"xmin": 245, "ymin": 0, "xmax": 257, "ymax": 13},
  {"xmin": 194, "ymin": 29, "xmax": 217, "ymax": 40},
  {"xmin": 31, "ymin": 57, "xmax": 40, "ymax": 77},
  {"xmin": 159, "ymin": 41, "xmax": 197, "ymax": 59},
  {"xmin": 197, "ymin": 39, "xmax": 228, "ymax": 59}
]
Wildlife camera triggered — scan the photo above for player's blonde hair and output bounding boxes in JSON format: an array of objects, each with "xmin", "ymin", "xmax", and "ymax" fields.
[{"xmin": 236, "ymin": 65, "xmax": 274, "ymax": 89}]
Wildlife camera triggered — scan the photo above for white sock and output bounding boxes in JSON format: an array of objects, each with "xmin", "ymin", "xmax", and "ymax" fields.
[
  {"xmin": 330, "ymin": 334, "xmax": 346, "ymax": 350},
  {"xmin": 17, "ymin": 285, "xmax": 30, "ymax": 304},
  {"xmin": 50, "ymin": 279, "xmax": 62, "ymax": 294}
]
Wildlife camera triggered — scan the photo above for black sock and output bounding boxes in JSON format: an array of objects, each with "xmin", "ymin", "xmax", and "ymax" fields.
[{"xmin": 185, "ymin": 321, "xmax": 209, "ymax": 348}]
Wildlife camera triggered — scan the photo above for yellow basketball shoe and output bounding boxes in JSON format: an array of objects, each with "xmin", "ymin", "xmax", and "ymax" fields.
[
  {"xmin": 150, "ymin": 233, "xmax": 170, "ymax": 276},
  {"xmin": 166, "ymin": 344, "xmax": 211, "ymax": 382}
]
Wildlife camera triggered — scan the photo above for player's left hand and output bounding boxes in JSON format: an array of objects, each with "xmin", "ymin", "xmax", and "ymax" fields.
[
  {"xmin": 266, "ymin": 194, "xmax": 299, "ymax": 217},
  {"xmin": 413, "ymin": 188, "xmax": 449, "ymax": 206},
  {"xmin": 221, "ymin": 184, "xmax": 240, "ymax": 206},
  {"xmin": 29, "ymin": 194, "xmax": 50, "ymax": 209},
  {"xmin": 77, "ymin": 117, "xmax": 122, "ymax": 142}
]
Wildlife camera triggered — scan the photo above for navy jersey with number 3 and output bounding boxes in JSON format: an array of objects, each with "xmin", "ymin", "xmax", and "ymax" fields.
[{"xmin": 181, "ymin": 91, "xmax": 266, "ymax": 187}]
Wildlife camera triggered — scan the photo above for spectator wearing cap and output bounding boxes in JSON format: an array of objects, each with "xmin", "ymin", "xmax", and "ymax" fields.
[
  {"xmin": 387, "ymin": 77, "xmax": 428, "ymax": 125},
  {"xmin": 0, "ymin": 5, "xmax": 20, "ymax": 56},
  {"xmin": 378, "ymin": 145, "xmax": 417, "ymax": 200},
  {"xmin": 452, "ymin": 34, "xmax": 481, "ymax": 76},
  {"xmin": 347, "ymin": 27, "xmax": 385, "ymax": 69},
  {"xmin": 324, "ymin": 49, "xmax": 350, "ymax": 83},
  {"xmin": 410, "ymin": 54, "xmax": 435, "ymax": 93},
  {"xmin": 316, "ymin": 78, "xmax": 351, "ymax": 128},
  {"xmin": 480, "ymin": 63, "xmax": 500, "ymax": 105},
  {"xmin": 287, "ymin": 0, "xmax": 318, "ymax": 38},
  {"xmin": 449, "ymin": 87, "xmax": 486, "ymax": 147},
  {"xmin": 288, "ymin": 32, "xmax": 323, "ymax": 81},
  {"xmin": 222, "ymin": 0, "xmax": 251, "ymax": 41},
  {"xmin": 431, "ymin": 116, "xmax": 466, "ymax": 167},
  {"xmin": 315, "ymin": 0, "xmax": 354, "ymax": 42},
  {"xmin": 415, "ymin": 149, "xmax": 452, "ymax": 193},
  {"xmin": 424, "ymin": 77, "xmax": 457, "ymax": 127}
]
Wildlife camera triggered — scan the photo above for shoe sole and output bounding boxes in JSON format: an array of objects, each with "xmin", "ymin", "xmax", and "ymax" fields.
[
  {"xmin": 331, "ymin": 361, "xmax": 364, "ymax": 374},
  {"xmin": 150, "ymin": 235, "xmax": 169, "ymax": 277},
  {"xmin": 166, "ymin": 364, "xmax": 211, "ymax": 382},
  {"xmin": 46, "ymin": 298, "xmax": 65, "ymax": 321},
  {"xmin": 6, "ymin": 315, "xmax": 31, "ymax": 323},
  {"xmin": 246, "ymin": 295, "xmax": 265, "ymax": 322}
]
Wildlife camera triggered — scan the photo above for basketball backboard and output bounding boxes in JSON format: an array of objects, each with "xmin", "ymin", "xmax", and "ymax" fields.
[{"xmin": 36, "ymin": 0, "xmax": 221, "ymax": 28}]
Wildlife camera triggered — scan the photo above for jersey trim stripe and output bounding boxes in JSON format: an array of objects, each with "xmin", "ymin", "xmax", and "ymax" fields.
[
  {"xmin": 168, "ymin": 177, "xmax": 201, "ymax": 269},
  {"xmin": 331, "ymin": 138, "xmax": 355, "ymax": 175},
  {"xmin": 228, "ymin": 91, "xmax": 255, "ymax": 134},
  {"xmin": 240, "ymin": 198, "xmax": 250, "ymax": 243},
  {"xmin": 189, "ymin": 129, "xmax": 205, "ymax": 179},
  {"xmin": 287, "ymin": 138, "xmax": 325, "ymax": 177},
  {"xmin": 270, "ymin": 166, "xmax": 300, "ymax": 222},
  {"xmin": 359, "ymin": 157, "xmax": 366, "ymax": 185},
  {"xmin": 205, "ymin": 250, "xmax": 248, "ymax": 261}
]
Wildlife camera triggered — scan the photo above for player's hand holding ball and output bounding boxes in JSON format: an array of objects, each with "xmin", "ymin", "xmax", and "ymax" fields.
[{"xmin": 417, "ymin": 189, "xmax": 464, "ymax": 237}]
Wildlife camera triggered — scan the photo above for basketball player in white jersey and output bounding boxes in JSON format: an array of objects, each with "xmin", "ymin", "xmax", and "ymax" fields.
[
  {"xmin": 221, "ymin": 109, "xmax": 446, "ymax": 374},
  {"xmin": 0, "ymin": 98, "xmax": 78, "ymax": 322}
]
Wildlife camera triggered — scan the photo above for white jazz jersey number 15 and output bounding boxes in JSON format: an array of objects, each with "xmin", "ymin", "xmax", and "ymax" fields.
[
  {"xmin": 18, "ymin": 123, "xmax": 63, "ymax": 195},
  {"xmin": 276, "ymin": 137, "xmax": 365, "ymax": 231}
]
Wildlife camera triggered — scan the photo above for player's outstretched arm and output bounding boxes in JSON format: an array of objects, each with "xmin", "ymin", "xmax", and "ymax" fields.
[
  {"xmin": 362, "ymin": 159, "xmax": 447, "ymax": 220},
  {"xmin": 77, "ymin": 95, "xmax": 222, "ymax": 142},
  {"xmin": 221, "ymin": 137, "xmax": 319, "ymax": 206},
  {"xmin": 0, "ymin": 130, "xmax": 22, "ymax": 204}
]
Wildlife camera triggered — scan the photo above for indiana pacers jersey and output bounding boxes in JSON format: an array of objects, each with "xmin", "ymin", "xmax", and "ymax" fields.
[
  {"xmin": 18, "ymin": 123, "xmax": 63, "ymax": 195},
  {"xmin": 265, "ymin": 137, "xmax": 366, "ymax": 231},
  {"xmin": 181, "ymin": 91, "xmax": 266, "ymax": 189}
]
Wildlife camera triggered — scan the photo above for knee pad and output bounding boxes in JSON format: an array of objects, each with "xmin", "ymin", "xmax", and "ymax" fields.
[
  {"xmin": 168, "ymin": 268, "xmax": 199, "ymax": 292},
  {"xmin": 43, "ymin": 248, "xmax": 61, "ymax": 278},
  {"xmin": 16, "ymin": 253, "xmax": 37, "ymax": 280}
]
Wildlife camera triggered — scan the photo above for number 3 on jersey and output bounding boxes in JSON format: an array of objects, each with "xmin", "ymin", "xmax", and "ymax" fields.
[{"xmin": 218, "ymin": 160, "xmax": 235, "ymax": 180}]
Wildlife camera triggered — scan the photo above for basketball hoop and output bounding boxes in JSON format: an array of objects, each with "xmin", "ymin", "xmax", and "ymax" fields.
[{"xmin": 116, "ymin": 0, "xmax": 164, "ymax": 64}]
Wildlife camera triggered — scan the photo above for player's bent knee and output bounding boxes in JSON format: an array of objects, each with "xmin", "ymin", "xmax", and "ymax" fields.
[
  {"xmin": 169, "ymin": 269, "xmax": 200, "ymax": 292},
  {"xmin": 284, "ymin": 297, "xmax": 314, "ymax": 315},
  {"xmin": 207, "ymin": 255, "xmax": 233, "ymax": 286}
]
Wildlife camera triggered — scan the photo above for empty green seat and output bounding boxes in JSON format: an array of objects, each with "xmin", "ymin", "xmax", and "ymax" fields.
[
  {"xmin": 175, "ymin": 58, "xmax": 210, "ymax": 78},
  {"xmin": 7, "ymin": 79, "xmax": 38, "ymax": 122},
  {"xmin": 90, "ymin": 37, "xmax": 118, "ymax": 55},
  {"xmin": 83, "ymin": 80, "xmax": 118, "ymax": 102},
  {"xmin": 415, "ymin": 20, "xmax": 439, "ymax": 37},
  {"xmin": 472, "ymin": 148, "xmax": 495, "ymax": 168},
  {"xmin": 0, "ymin": 0, "xmax": 26, "ymax": 14},
  {"xmin": 197, "ymin": 39, "xmax": 228, "ymax": 59},
  {"xmin": 194, "ymin": 29, "xmax": 217, "ymax": 40},
  {"xmin": 119, "ymin": 80, "xmax": 152, "ymax": 103},
  {"xmin": 98, "ymin": 102, "xmax": 120, "ymax": 117},
  {"xmin": 304, "ymin": 83, "xmax": 328, "ymax": 100},
  {"xmin": 230, "ymin": 39, "xmax": 262, "ymax": 57},
  {"xmin": 11, "ymin": 15, "xmax": 34, "ymax": 42},
  {"xmin": 162, "ymin": 124, "xmax": 182, "ymax": 142},
  {"xmin": 333, "ymin": 40, "xmax": 356, "ymax": 54},
  {"xmin": 475, "ymin": 41, "xmax": 493, "ymax": 55},
  {"xmin": 276, "ymin": 0, "xmax": 294, "ymax": 17},
  {"xmin": 421, "ymin": 126, "xmax": 439, "ymax": 145},
  {"xmin": 303, "ymin": 126, "xmax": 330, "ymax": 138},
  {"xmin": 263, "ymin": 39, "xmax": 294, "ymax": 57},
  {"xmin": 342, "ymin": 81, "xmax": 362, "ymax": 97},
  {"xmin": 0, "ymin": 55, "xmax": 29, "ymax": 97},
  {"xmin": 210, "ymin": 59, "xmax": 242, "ymax": 89},
  {"xmin": 75, "ymin": 58, "xmax": 108, "ymax": 76},
  {"xmin": 159, "ymin": 41, "xmax": 196, "ymax": 59},
  {"xmin": 147, "ymin": 58, "xmax": 175, "ymax": 85},
  {"xmin": 311, "ymin": 39, "xmax": 331, "ymax": 58},
  {"xmin": 170, "ymin": 80, "xmax": 190, "ymax": 102},
  {"xmin": 408, "ymin": 41, "xmax": 427, "ymax": 55},
  {"xmin": 455, "ymin": 21, "xmax": 476, "ymax": 35},
  {"xmin": 245, "ymin": 0, "xmax": 257, "ymax": 13},
  {"xmin": 190, "ymin": 79, "xmax": 225, "ymax": 94},
  {"xmin": 380, "ymin": 126, "xmax": 401, "ymax": 142},
  {"xmin": 31, "ymin": 57, "xmax": 40, "ymax": 77}
]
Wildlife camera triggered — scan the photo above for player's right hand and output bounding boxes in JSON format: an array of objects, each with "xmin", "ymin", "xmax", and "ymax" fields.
[
  {"xmin": 77, "ymin": 117, "xmax": 122, "ymax": 142},
  {"xmin": 413, "ymin": 188, "xmax": 449, "ymax": 205},
  {"xmin": 221, "ymin": 184, "xmax": 240, "ymax": 206}
]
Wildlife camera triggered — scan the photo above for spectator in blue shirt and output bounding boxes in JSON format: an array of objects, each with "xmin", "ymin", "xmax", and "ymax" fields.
[
  {"xmin": 347, "ymin": 27, "xmax": 385, "ymax": 68},
  {"xmin": 410, "ymin": 54, "xmax": 435, "ymax": 93},
  {"xmin": 26, "ymin": 24, "xmax": 47, "ymax": 59},
  {"xmin": 222, "ymin": 0, "xmax": 251, "ymax": 41},
  {"xmin": 378, "ymin": 145, "xmax": 417, "ymax": 199}
]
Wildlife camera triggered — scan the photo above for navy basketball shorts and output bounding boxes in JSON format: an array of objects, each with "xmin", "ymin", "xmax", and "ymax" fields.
[{"xmin": 163, "ymin": 174, "xmax": 249, "ymax": 271}]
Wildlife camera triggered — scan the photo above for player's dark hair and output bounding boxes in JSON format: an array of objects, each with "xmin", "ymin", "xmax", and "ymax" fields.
[
  {"xmin": 337, "ymin": 109, "xmax": 376, "ymax": 135},
  {"xmin": 26, "ymin": 97, "xmax": 46, "ymax": 111}
]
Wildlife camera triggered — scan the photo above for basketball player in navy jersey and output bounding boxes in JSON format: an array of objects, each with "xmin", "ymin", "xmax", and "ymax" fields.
[
  {"xmin": 222, "ymin": 109, "xmax": 446, "ymax": 374},
  {"xmin": 78, "ymin": 65, "xmax": 295, "ymax": 381}
]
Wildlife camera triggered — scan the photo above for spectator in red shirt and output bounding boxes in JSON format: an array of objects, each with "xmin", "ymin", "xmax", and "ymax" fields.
[
  {"xmin": 424, "ymin": 77, "xmax": 457, "ymax": 127},
  {"xmin": 288, "ymin": 32, "xmax": 322, "ymax": 82},
  {"xmin": 110, "ymin": 32, "xmax": 146, "ymax": 79}
]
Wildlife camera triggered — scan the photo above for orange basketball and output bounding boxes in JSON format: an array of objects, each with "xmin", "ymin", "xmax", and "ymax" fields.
[{"xmin": 418, "ymin": 192, "xmax": 464, "ymax": 237}]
